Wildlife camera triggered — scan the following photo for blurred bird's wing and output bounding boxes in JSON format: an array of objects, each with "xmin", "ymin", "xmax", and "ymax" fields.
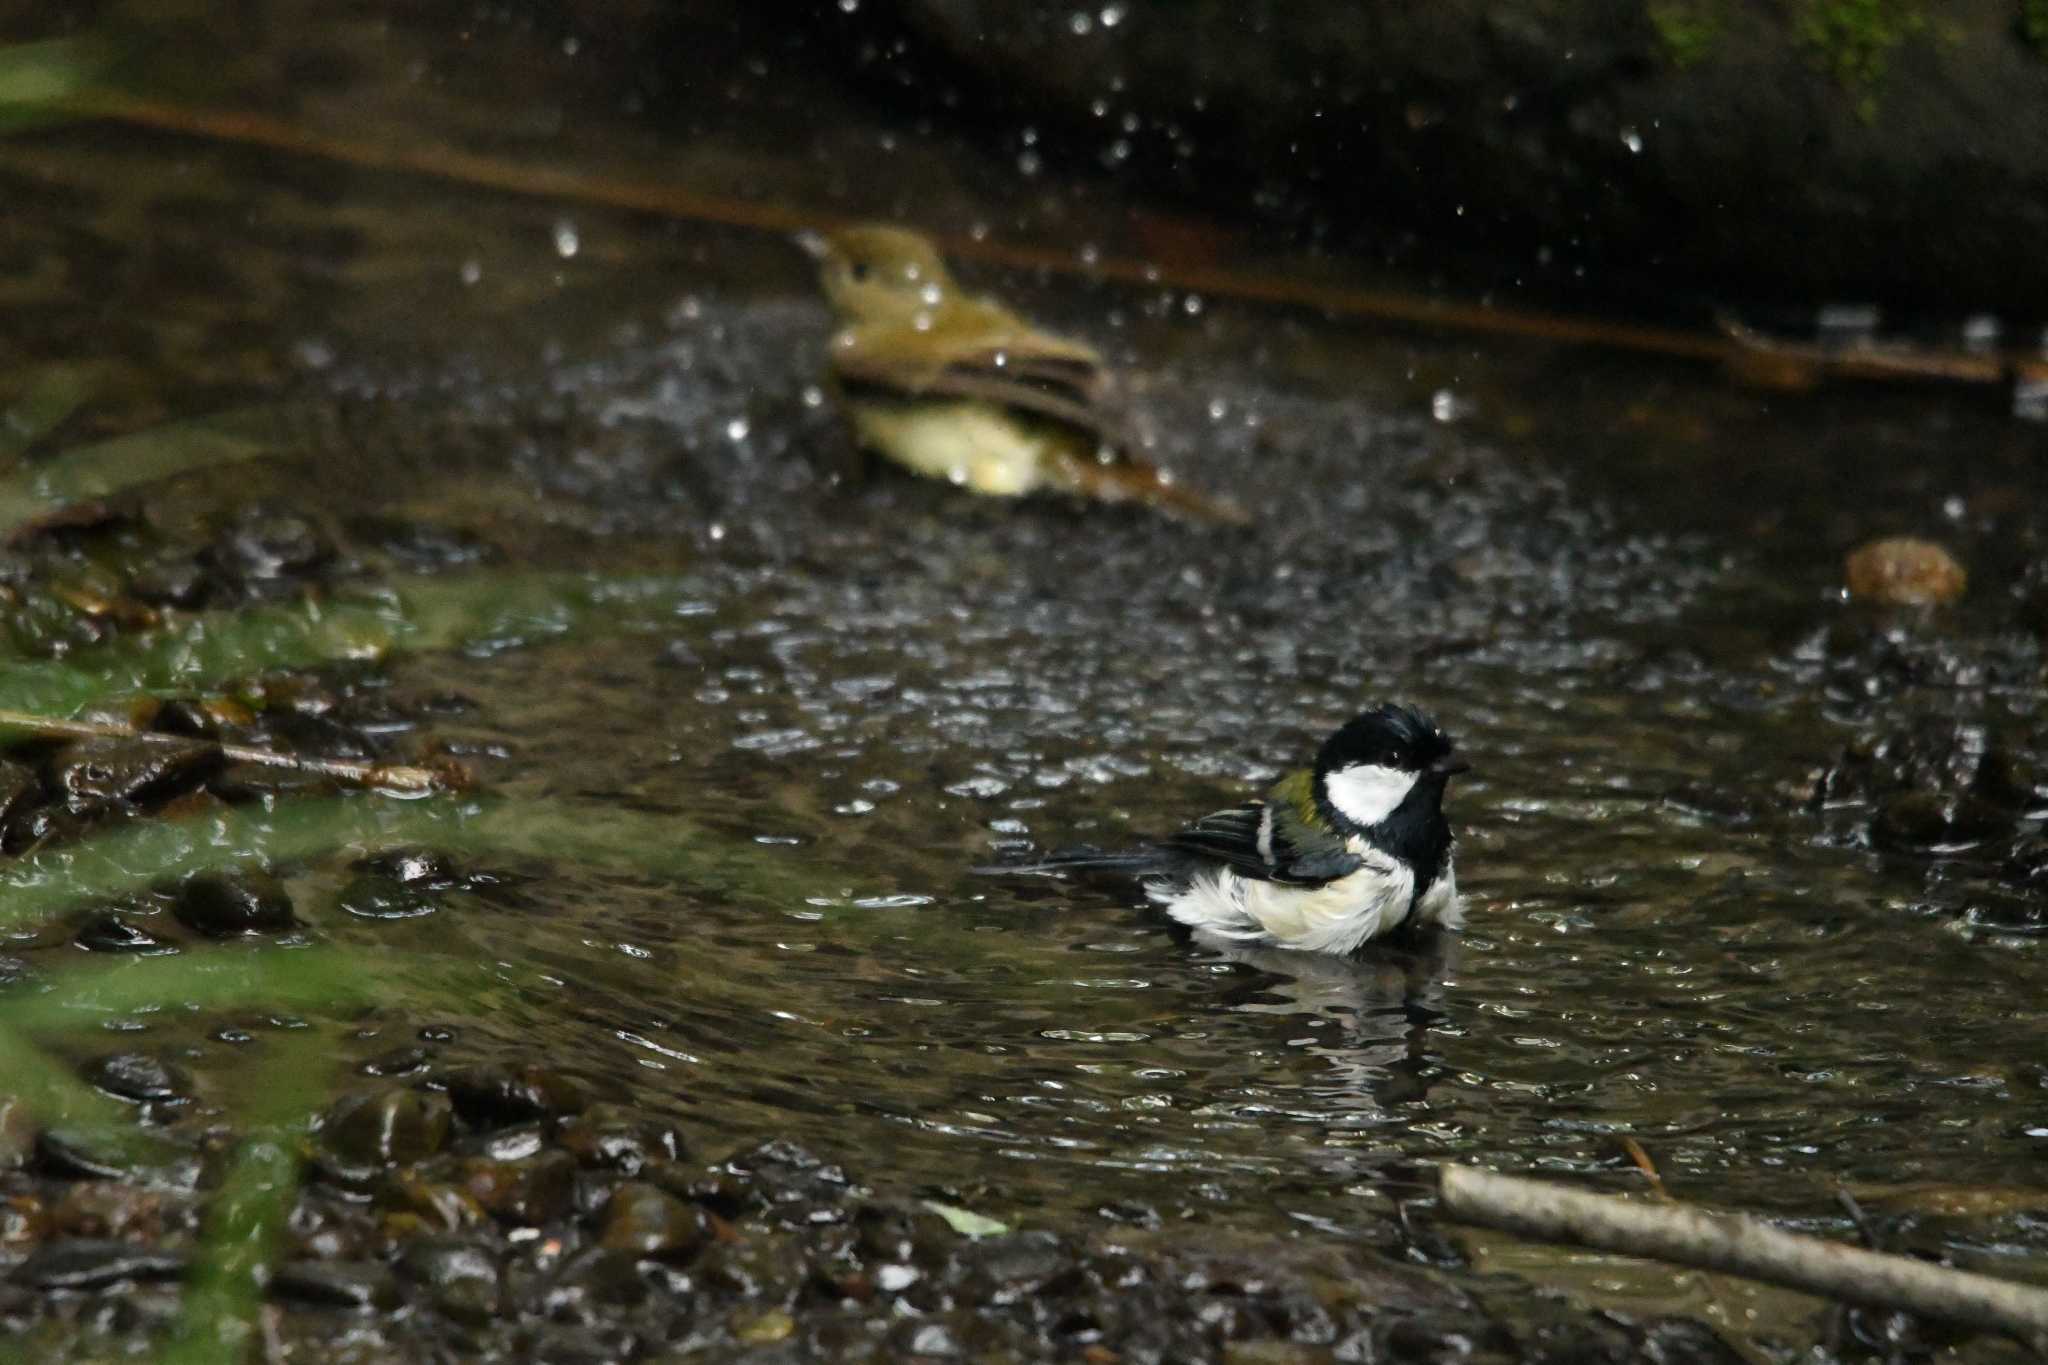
[
  {"xmin": 1163, "ymin": 802, "xmax": 1363, "ymax": 887},
  {"xmin": 830, "ymin": 295, "xmax": 1121, "ymax": 440},
  {"xmin": 830, "ymin": 295, "xmax": 1248, "ymax": 524}
]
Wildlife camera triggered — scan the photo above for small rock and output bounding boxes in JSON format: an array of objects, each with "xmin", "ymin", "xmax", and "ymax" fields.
[
  {"xmin": 269, "ymin": 1260, "xmax": 400, "ymax": 1311},
  {"xmin": 354, "ymin": 846, "xmax": 460, "ymax": 887},
  {"xmin": 128, "ymin": 557, "xmax": 211, "ymax": 608},
  {"xmin": 1844, "ymin": 537, "xmax": 1966, "ymax": 605},
  {"xmin": 52, "ymin": 737, "xmax": 220, "ymax": 808},
  {"xmin": 35, "ymin": 1126, "xmax": 199, "ymax": 1186},
  {"xmin": 598, "ymin": 1182, "xmax": 712, "ymax": 1261},
  {"xmin": 444, "ymin": 1151, "xmax": 577, "ymax": 1225},
  {"xmin": 320, "ymin": 1086, "xmax": 452, "ymax": 1167},
  {"xmin": 442, "ymin": 1063, "xmax": 588, "ymax": 1128},
  {"xmin": 1872, "ymin": 791, "xmax": 2012, "ymax": 851},
  {"xmin": 334, "ymin": 874, "xmax": 441, "ymax": 920},
  {"xmin": 210, "ymin": 507, "xmax": 330, "ymax": 580},
  {"xmin": 73, "ymin": 912, "xmax": 173, "ymax": 954},
  {"xmin": 557, "ymin": 1104, "xmax": 685, "ymax": 1175},
  {"xmin": 396, "ymin": 1237, "xmax": 500, "ymax": 1326},
  {"xmin": 10, "ymin": 1238, "xmax": 186, "ymax": 1289},
  {"xmin": 172, "ymin": 871, "xmax": 295, "ymax": 936},
  {"xmin": 82, "ymin": 1052, "xmax": 191, "ymax": 1105},
  {"xmin": 0, "ymin": 760, "xmax": 40, "ymax": 827},
  {"xmin": 48, "ymin": 1182, "xmax": 166, "ymax": 1241}
]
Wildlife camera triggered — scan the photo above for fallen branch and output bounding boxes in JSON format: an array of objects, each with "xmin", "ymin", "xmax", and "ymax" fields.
[
  {"xmin": 0, "ymin": 707, "xmax": 453, "ymax": 797},
  {"xmin": 1437, "ymin": 1164, "xmax": 2048, "ymax": 1348}
]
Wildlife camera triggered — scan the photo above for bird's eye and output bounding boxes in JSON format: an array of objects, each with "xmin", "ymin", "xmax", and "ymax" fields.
[{"xmin": 849, "ymin": 262, "xmax": 871, "ymax": 283}]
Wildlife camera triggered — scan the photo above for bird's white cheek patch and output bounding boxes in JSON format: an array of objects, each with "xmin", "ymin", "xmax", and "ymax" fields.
[{"xmin": 1323, "ymin": 763, "xmax": 1417, "ymax": 827}]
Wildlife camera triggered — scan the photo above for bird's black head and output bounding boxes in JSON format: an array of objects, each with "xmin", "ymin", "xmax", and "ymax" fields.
[{"xmin": 1311, "ymin": 704, "xmax": 1466, "ymax": 853}]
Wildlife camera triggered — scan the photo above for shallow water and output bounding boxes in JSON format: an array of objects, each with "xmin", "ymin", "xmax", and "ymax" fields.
[{"xmin": 5, "ymin": 3, "xmax": 2047, "ymax": 1356}]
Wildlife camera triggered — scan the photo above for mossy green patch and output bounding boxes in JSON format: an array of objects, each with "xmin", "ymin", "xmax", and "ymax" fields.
[
  {"xmin": 1796, "ymin": 0, "xmax": 1927, "ymax": 118},
  {"xmin": 1648, "ymin": 2, "xmax": 1722, "ymax": 69},
  {"xmin": 2023, "ymin": 0, "xmax": 2048, "ymax": 55}
]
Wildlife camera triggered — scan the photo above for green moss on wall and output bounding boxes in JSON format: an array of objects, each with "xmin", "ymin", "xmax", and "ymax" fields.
[
  {"xmin": 1796, "ymin": 0, "xmax": 1926, "ymax": 118},
  {"xmin": 2022, "ymin": 0, "xmax": 2048, "ymax": 55},
  {"xmin": 1648, "ymin": 2, "xmax": 1721, "ymax": 68}
]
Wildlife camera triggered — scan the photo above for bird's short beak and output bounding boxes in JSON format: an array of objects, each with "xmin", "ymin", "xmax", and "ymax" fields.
[
  {"xmin": 793, "ymin": 229, "xmax": 829, "ymax": 261},
  {"xmin": 1431, "ymin": 757, "xmax": 1471, "ymax": 778}
]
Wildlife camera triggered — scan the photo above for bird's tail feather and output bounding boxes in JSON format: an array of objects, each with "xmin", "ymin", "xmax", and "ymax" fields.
[{"xmin": 973, "ymin": 846, "xmax": 1172, "ymax": 878}]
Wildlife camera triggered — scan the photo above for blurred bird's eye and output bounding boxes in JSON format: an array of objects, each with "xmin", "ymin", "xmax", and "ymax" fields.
[{"xmin": 850, "ymin": 262, "xmax": 871, "ymax": 283}]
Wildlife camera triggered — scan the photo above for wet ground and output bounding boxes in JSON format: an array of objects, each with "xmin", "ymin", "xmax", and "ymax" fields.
[{"xmin": 1, "ymin": 4, "xmax": 2046, "ymax": 1362}]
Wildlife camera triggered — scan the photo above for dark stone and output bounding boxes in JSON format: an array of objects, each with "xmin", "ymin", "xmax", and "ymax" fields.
[
  {"xmin": 128, "ymin": 557, "xmax": 210, "ymax": 608},
  {"xmin": 0, "ymin": 759, "xmax": 41, "ymax": 828},
  {"xmin": 879, "ymin": 1, "xmax": 2048, "ymax": 310},
  {"xmin": 10, "ymin": 1238, "xmax": 187, "ymax": 1289},
  {"xmin": 442, "ymin": 1150, "xmax": 578, "ymax": 1225},
  {"xmin": 557, "ymin": 1103, "xmax": 685, "ymax": 1175},
  {"xmin": 268, "ymin": 1259, "xmax": 400, "ymax": 1311},
  {"xmin": 209, "ymin": 506, "xmax": 330, "ymax": 580},
  {"xmin": 171, "ymin": 870, "xmax": 296, "ymax": 936},
  {"xmin": 206, "ymin": 762, "xmax": 341, "ymax": 803},
  {"xmin": 51, "ymin": 737, "xmax": 220, "ymax": 808},
  {"xmin": 320, "ymin": 1086, "xmax": 453, "ymax": 1167},
  {"xmin": 354, "ymin": 846, "xmax": 461, "ymax": 887},
  {"xmin": 1871, "ymin": 791, "xmax": 2012, "ymax": 851},
  {"xmin": 35, "ymin": 1126, "xmax": 199, "ymax": 1186},
  {"xmin": 74, "ymin": 912, "xmax": 174, "ymax": 954},
  {"xmin": 361, "ymin": 1045, "xmax": 434, "ymax": 1078},
  {"xmin": 334, "ymin": 874, "xmax": 441, "ymax": 920},
  {"xmin": 82, "ymin": 1052, "xmax": 192, "ymax": 1105},
  {"xmin": 442, "ymin": 1063, "xmax": 589, "ymax": 1128},
  {"xmin": 598, "ymin": 1182, "xmax": 713, "ymax": 1261},
  {"xmin": 347, "ymin": 516, "xmax": 500, "ymax": 570}
]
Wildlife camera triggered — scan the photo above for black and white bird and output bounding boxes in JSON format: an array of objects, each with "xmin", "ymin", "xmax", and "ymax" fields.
[{"xmin": 996, "ymin": 704, "xmax": 1468, "ymax": 955}]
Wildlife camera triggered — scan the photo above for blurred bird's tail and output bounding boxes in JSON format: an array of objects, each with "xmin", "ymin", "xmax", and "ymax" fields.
[
  {"xmin": 1048, "ymin": 451, "xmax": 1250, "ymax": 526},
  {"xmin": 973, "ymin": 846, "xmax": 1173, "ymax": 878}
]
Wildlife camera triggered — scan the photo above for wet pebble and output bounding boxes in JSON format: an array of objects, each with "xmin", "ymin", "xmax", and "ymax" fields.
[
  {"xmin": 1844, "ymin": 536, "xmax": 1966, "ymax": 605},
  {"xmin": 557, "ymin": 1103, "xmax": 685, "ymax": 1175},
  {"xmin": 73, "ymin": 912, "xmax": 172, "ymax": 954},
  {"xmin": 209, "ymin": 506, "xmax": 330, "ymax": 580},
  {"xmin": 321, "ymin": 1086, "xmax": 453, "ymax": 1167},
  {"xmin": 598, "ymin": 1182, "xmax": 712, "ymax": 1261},
  {"xmin": 397, "ymin": 1237, "xmax": 501, "ymax": 1325},
  {"xmin": 334, "ymin": 874, "xmax": 441, "ymax": 920},
  {"xmin": 269, "ymin": 1259, "xmax": 400, "ymax": 1311},
  {"xmin": 82, "ymin": 1053, "xmax": 191, "ymax": 1105},
  {"xmin": 48, "ymin": 1182, "xmax": 169, "ymax": 1241},
  {"xmin": 171, "ymin": 870, "xmax": 295, "ymax": 936},
  {"xmin": 355, "ymin": 846, "xmax": 461, "ymax": 887},
  {"xmin": 11, "ymin": 1238, "xmax": 187, "ymax": 1289},
  {"xmin": 442, "ymin": 1063, "xmax": 588, "ymax": 1128},
  {"xmin": 1871, "ymin": 791, "xmax": 2012, "ymax": 851},
  {"xmin": 52, "ymin": 737, "xmax": 219, "ymax": 808},
  {"xmin": 34, "ymin": 1126, "xmax": 199, "ymax": 1187},
  {"xmin": 0, "ymin": 1096, "xmax": 33, "ymax": 1170},
  {"xmin": 127, "ymin": 556, "xmax": 210, "ymax": 608},
  {"xmin": 444, "ymin": 1151, "xmax": 578, "ymax": 1225},
  {"xmin": 0, "ymin": 759, "xmax": 40, "ymax": 827}
]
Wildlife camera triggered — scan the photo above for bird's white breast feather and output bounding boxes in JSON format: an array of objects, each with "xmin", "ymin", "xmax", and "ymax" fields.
[
  {"xmin": 1322, "ymin": 763, "xmax": 1418, "ymax": 827},
  {"xmin": 851, "ymin": 400, "xmax": 1047, "ymax": 495},
  {"xmin": 1149, "ymin": 840, "xmax": 1430, "ymax": 955}
]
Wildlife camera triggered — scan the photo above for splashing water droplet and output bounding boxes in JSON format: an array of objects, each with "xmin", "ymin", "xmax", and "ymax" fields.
[
  {"xmin": 725, "ymin": 417, "xmax": 751, "ymax": 443},
  {"xmin": 459, "ymin": 259, "xmax": 482, "ymax": 286},
  {"xmin": 800, "ymin": 385, "xmax": 825, "ymax": 409},
  {"xmin": 1620, "ymin": 127, "xmax": 1643, "ymax": 154},
  {"xmin": 1100, "ymin": 3, "xmax": 1126, "ymax": 26},
  {"xmin": 552, "ymin": 221, "xmax": 580, "ymax": 258},
  {"xmin": 1069, "ymin": 10, "xmax": 1093, "ymax": 35}
]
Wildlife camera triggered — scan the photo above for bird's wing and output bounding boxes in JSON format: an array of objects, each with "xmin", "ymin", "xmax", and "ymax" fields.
[
  {"xmin": 1163, "ymin": 801, "xmax": 1363, "ymax": 888},
  {"xmin": 830, "ymin": 299, "xmax": 1124, "ymax": 444}
]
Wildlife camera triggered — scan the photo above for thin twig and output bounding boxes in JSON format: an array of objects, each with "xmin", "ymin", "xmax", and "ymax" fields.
[
  {"xmin": 1438, "ymin": 1164, "xmax": 2048, "ymax": 1349},
  {"xmin": 0, "ymin": 707, "xmax": 451, "ymax": 796}
]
